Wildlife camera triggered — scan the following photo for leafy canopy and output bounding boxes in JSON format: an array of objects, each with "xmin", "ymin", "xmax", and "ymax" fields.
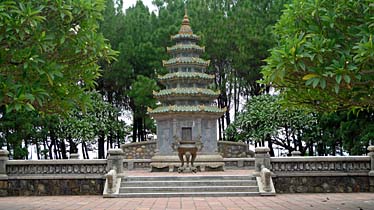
[
  {"xmin": 261, "ymin": 0, "xmax": 374, "ymax": 111},
  {"xmin": 0, "ymin": 0, "xmax": 116, "ymax": 114}
]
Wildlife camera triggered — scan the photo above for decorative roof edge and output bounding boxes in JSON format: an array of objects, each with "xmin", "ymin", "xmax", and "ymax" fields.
[
  {"xmin": 148, "ymin": 105, "xmax": 227, "ymax": 115},
  {"xmin": 158, "ymin": 72, "xmax": 214, "ymax": 81}
]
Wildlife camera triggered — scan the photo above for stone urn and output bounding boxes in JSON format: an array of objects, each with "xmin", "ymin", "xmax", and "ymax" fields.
[{"xmin": 172, "ymin": 140, "xmax": 203, "ymax": 173}]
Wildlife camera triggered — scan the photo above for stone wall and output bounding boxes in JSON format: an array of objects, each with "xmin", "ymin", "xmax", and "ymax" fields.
[
  {"xmin": 270, "ymin": 155, "xmax": 374, "ymax": 193},
  {"xmin": 7, "ymin": 179, "xmax": 104, "ymax": 196},
  {"xmin": 121, "ymin": 141, "xmax": 156, "ymax": 159},
  {"xmin": 218, "ymin": 141, "xmax": 254, "ymax": 158},
  {"xmin": 120, "ymin": 140, "xmax": 254, "ymax": 159},
  {"xmin": 274, "ymin": 176, "xmax": 373, "ymax": 193},
  {"xmin": 1, "ymin": 159, "xmax": 107, "ymax": 196}
]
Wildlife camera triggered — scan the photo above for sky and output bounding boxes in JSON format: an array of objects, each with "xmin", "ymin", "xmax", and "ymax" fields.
[{"xmin": 123, "ymin": 0, "xmax": 158, "ymax": 13}]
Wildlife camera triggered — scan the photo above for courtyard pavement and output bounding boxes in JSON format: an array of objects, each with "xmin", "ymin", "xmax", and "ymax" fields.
[{"xmin": 0, "ymin": 193, "xmax": 373, "ymax": 210}]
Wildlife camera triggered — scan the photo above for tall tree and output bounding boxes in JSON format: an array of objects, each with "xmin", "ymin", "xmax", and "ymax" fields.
[
  {"xmin": 0, "ymin": 0, "xmax": 116, "ymax": 114},
  {"xmin": 261, "ymin": 0, "xmax": 374, "ymax": 111}
]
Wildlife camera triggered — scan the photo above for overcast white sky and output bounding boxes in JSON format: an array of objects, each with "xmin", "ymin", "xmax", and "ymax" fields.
[{"xmin": 123, "ymin": 0, "xmax": 158, "ymax": 13}]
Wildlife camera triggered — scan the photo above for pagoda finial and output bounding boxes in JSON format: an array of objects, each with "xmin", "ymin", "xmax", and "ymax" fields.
[{"xmin": 179, "ymin": 8, "xmax": 193, "ymax": 34}]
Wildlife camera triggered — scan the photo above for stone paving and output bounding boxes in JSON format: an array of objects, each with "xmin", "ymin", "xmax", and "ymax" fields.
[{"xmin": 0, "ymin": 193, "xmax": 373, "ymax": 210}]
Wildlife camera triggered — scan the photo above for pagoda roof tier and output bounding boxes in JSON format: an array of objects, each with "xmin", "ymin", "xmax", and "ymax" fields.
[
  {"xmin": 158, "ymin": 72, "xmax": 214, "ymax": 84},
  {"xmin": 148, "ymin": 105, "xmax": 226, "ymax": 116},
  {"xmin": 163, "ymin": 57, "xmax": 210, "ymax": 68},
  {"xmin": 154, "ymin": 88, "xmax": 219, "ymax": 98},
  {"xmin": 167, "ymin": 44, "xmax": 205, "ymax": 54},
  {"xmin": 171, "ymin": 33, "xmax": 201, "ymax": 41}
]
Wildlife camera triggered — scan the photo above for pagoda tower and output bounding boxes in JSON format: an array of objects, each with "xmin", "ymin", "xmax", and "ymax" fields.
[{"xmin": 148, "ymin": 11, "xmax": 225, "ymax": 171}]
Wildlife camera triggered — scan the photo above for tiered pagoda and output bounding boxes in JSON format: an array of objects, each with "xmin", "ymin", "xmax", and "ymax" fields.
[{"xmin": 148, "ymin": 11, "xmax": 225, "ymax": 171}]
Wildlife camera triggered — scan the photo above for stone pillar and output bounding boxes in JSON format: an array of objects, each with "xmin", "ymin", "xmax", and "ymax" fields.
[
  {"xmin": 254, "ymin": 147, "xmax": 271, "ymax": 175},
  {"xmin": 0, "ymin": 150, "xmax": 9, "ymax": 178},
  {"xmin": 0, "ymin": 150, "xmax": 8, "ymax": 196},
  {"xmin": 291, "ymin": 151, "xmax": 301, "ymax": 157},
  {"xmin": 107, "ymin": 149, "xmax": 124, "ymax": 174},
  {"xmin": 69, "ymin": 153, "xmax": 79, "ymax": 159},
  {"xmin": 368, "ymin": 146, "xmax": 374, "ymax": 176}
]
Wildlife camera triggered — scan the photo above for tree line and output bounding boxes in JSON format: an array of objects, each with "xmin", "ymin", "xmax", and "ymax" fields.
[{"xmin": 1, "ymin": 0, "xmax": 373, "ymax": 159}]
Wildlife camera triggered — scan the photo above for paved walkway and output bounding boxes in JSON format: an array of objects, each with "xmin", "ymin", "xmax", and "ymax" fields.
[{"xmin": 0, "ymin": 193, "xmax": 373, "ymax": 210}]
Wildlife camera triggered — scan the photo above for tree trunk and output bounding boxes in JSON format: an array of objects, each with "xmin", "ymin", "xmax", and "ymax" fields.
[
  {"xmin": 98, "ymin": 131, "xmax": 105, "ymax": 159},
  {"xmin": 43, "ymin": 138, "xmax": 49, "ymax": 159},
  {"xmin": 36, "ymin": 142, "xmax": 41, "ymax": 160},
  {"xmin": 267, "ymin": 137, "xmax": 275, "ymax": 157},
  {"xmin": 68, "ymin": 136, "xmax": 78, "ymax": 153},
  {"xmin": 82, "ymin": 141, "xmax": 90, "ymax": 159},
  {"xmin": 132, "ymin": 116, "xmax": 138, "ymax": 142},
  {"xmin": 309, "ymin": 143, "xmax": 314, "ymax": 156},
  {"xmin": 81, "ymin": 142, "xmax": 86, "ymax": 159}
]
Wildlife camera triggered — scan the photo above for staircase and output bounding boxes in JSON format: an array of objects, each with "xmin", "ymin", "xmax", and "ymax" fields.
[{"xmin": 117, "ymin": 174, "xmax": 260, "ymax": 197}]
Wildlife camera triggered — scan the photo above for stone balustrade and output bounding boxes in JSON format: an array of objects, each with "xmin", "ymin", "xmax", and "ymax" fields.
[
  {"xmin": 6, "ymin": 159, "xmax": 108, "ymax": 179},
  {"xmin": 270, "ymin": 156, "xmax": 371, "ymax": 176},
  {"xmin": 0, "ymin": 146, "xmax": 373, "ymax": 195}
]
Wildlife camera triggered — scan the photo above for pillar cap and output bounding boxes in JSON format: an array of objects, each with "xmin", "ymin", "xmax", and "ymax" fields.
[
  {"xmin": 0, "ymin": 150, "xmax": 9, "ymax": 156},
  {"xmin": 291, "ymin": 151, "xmax": 302, "ymax": 156},
  {"xmin": 108, "ymin": 149, "xmax": 124, "ymax": 155},
  {"xmin": 255, "ymin": 147, "xmax": 270, "ymax": 153},
  {"xmin": 368, "ymin": 146, "xmax": 374, "ymax": 152}
]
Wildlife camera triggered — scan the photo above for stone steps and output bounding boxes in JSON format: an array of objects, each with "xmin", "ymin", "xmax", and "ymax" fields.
[
  {"xmin": 123, "ymin": 175, "xmax": 254, "ymax": 181},
  {"xmin": 117, "ymin": 191, "xmax": 260, "ymax": 198},
  {"xmin": 118, "ymin": 174, "xmax": 260, "ymax": 197},
  {"xmin": 122, "ymin": 180, "xmax": 257, "ymax": 187}
]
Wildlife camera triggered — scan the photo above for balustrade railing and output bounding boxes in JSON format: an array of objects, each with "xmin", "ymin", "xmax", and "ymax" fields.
[
  {"xmin": 6, "ymin": 160, "xmax": 107, "ymax": 179},
  {"xmin": 271, "ymin": 156, "xmax": 370, "ymax": 175}
]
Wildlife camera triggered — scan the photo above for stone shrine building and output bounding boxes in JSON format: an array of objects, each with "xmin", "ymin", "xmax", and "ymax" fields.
[{"xmin": 148, "ymin": 12, "xmax": 226, "ymax": 171}]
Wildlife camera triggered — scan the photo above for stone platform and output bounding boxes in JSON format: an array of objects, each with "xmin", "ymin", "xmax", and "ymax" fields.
[{"xmin": 150, "ymin": 154, "xmax": 225, "ymax": 172}]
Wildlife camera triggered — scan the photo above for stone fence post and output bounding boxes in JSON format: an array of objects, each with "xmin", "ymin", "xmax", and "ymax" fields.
[
  {"xmin": 291, "ymin": 151, "xmax": 301, "ymax": 157},
  {"xmin": 69, "ymin": 153, "xmax": 79, "ymax": 159},
  {"xmin": 0, "ymin": 150, "xmax": 9, "ymax": 179},
  {"xmin": 254, "ymin": 147, "xmax": 271, "ymax": 175},
  {"xmin": 107, "ymin": 149, "xmax": 124, "ymax": 174},
  {"xmin": 368, "ymin": 146, "xmax": 374, "ymax": 176}
]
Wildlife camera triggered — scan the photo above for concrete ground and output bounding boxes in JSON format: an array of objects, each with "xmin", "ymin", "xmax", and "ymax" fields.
[{"xmin": 0, "ymin": 193, "xmax": 373, "ymax": 210}]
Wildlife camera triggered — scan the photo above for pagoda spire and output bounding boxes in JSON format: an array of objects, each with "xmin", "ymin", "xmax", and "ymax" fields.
[{"xmin": 179, "ymin": 7, "xmax": 193, "ymax": 34}]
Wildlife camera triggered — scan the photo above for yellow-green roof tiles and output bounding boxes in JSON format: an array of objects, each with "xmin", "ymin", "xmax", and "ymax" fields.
[
  {"xmin": 148, "ymin": 105, "xmax": 226, "ymax": 114},
  {"xmin": 167, "ymin": 44, "xmax": 205, "ymax": 53},
  {"xmin": 163, "ymin": 57, "xmax": 210, "ymax": 67},
  {"xmin": 158, "ymin": 72, "xmax": 214, "ymax": 82},
  {"xmin": 154, "ymin": 88, "xmax": 219, "ymax": 97}
]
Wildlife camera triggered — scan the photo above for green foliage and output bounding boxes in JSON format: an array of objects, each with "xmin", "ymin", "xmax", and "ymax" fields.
[
  {"xmin": 60, "ymin": 91, "xmax": 128, "ymax": 144},
  {"xmin": 319, "ymin": 110, "xmax": 374, "ymax": 155},
  {"xmin": 261, "ymin": 0, "xmax": 374, "ymax": 111},
  {"xmin": 227, "ymin": 94, "xmax": 319, "ymax": 154},
  {"xmin": 0, "ymin": 0, "xmax": 116, "ymax": 114}
]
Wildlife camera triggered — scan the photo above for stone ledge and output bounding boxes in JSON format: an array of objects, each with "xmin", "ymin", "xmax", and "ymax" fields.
[
  {"xmin": 121, "ymin": 141, "xmax": 156, "ymax": 148},
  {"xmin": 6, "ymin": 159, "xmax": 107, "ymax": 165},
  {"xmin": 271, "ymin": 156, "xmax": 370, "ymax": 162},
  {"xmin": 274, "ymin": 172, "xmax": 370, "ymax": 177},
  {"xmin": 8, "ymin": 174, "xmax": 105, "ymax": 180},
  {"xmin": 223, "ymin": 158, "xmax": 255, "ymax": 161}
]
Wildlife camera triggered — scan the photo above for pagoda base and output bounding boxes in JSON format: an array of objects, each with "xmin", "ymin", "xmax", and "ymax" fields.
[{"xmin": 150, "ymin": 154, "xmax": 225, "ymax": 172}]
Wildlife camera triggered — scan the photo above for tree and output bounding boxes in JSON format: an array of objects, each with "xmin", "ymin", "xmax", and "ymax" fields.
[
  {"xmin": 58, "ymin": 91, "xmax": 128, "ymax": 159},
  {"xmin": 98, "ymin": 1, "xmax": 162, "ymax": 142},
  {"xmin": 128, "ymin": 75, "xmax": 158, "ymax": 142},
  {"xmin": 0, "ymin": 0, "xmax": 116, "ymax": 114},
  {"xmin": 261, "ymin": 0, "xmax": 374, "ymax": 111},
  {"xmin": 226, "ymin": 94, "xmax": 319, "ymax": 156}
]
